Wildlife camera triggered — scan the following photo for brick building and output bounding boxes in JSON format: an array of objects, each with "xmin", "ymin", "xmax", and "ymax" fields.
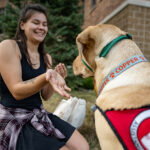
[
  {"xmin": 0, "ymin": 0, "xmax": 7, "ymax": 13},
  {"xmin": 83, "ymin": 0, "xmax": 150, "ymax": 60}
]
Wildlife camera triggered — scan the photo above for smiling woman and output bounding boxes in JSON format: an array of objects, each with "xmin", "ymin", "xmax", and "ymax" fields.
[
  {"xmin": 20, "ymin": 13, "xmax": 48, "ymax": 44},
  {"xmin": 0, "ymin": 3, "xmax": 89, "ymax": 150}
]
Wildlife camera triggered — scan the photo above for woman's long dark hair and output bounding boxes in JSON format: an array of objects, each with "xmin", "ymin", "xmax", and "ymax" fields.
[{"xmin": 14, "ymin": 3, "xmax": 51, "ymax": 68}]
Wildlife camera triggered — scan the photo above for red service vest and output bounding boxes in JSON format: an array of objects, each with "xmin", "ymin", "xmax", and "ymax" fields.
[{"xmin": 99, "ymin": 107, "xmax": 150, "ymax": 150}]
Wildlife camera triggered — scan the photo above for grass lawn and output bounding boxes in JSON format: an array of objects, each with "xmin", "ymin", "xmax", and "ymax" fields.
[{"xmin": 42, "ymin": 90, "xmax": 100, "ymax": 150}]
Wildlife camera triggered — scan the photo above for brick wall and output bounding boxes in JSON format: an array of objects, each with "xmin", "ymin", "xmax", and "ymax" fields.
[
  {"xmin": 83, "ymin": 0, "xmax": 125, "ymax": 28},
  {"xmin": 106, "ymin": 5, "xmax": 150, "ymax": 60},
  {"xmin": 83, "ymin": 0, "xmax": 150, "ymax": 60},
  {"xmin": 0, "ymin": 0, "xmax": 7, "ymax": 9}
]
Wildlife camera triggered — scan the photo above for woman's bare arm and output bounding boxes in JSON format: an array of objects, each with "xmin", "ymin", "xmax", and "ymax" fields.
[
  {"xmin": 41, "ymin": 55, "xmax": 71, "ymax": 100},
  {"xmin": 0, "ymin": 40, "xmax": 48, "ymax": 100},
  {"xmin": 0, "ymin": 40, "xmax": 70, "ymax": 100},
  {"xmin": 41, "ymin": 54, "xmax": 54, "ymax": 100}
]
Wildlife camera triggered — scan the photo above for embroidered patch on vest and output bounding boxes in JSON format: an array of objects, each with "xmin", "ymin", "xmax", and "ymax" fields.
[
  {"xmin": 105, "ymin": 108, "xmax": 150, "ymax": 150},
  {"xmin": 141, "ymin": 132, "xmax": 150, "ymax": 150},
  {"xmin": 130, "ymin": 109, "xmax": 150, "ymax": 150}
]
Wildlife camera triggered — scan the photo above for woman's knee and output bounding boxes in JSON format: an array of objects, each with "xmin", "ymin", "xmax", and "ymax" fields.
[
  {"xmin": 66, "ymin": 130, "xmax": 89, "ymax": 150},
  {"xmin": 79, "ymin": 139, "xmax": 89, "ymax": 150},
  {"xmin": 77, "ymin": 141, "xmax": 89, "ymax": 150},
  {"xmin": 59, "ymin": 146, "xmax": 69, "ymax": 150}
]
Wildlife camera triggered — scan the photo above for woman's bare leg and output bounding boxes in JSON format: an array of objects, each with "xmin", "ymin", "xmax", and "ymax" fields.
[
  {"xmin": 60, "ymin": 146, "xmax": 69, "ymax": 150},
  {"xmin": 65, "ymin": 129, "xmax": 89, "ymax": 150}
]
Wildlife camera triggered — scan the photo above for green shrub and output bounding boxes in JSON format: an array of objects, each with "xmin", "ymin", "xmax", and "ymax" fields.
[
  {"xmin": 82, "ymin": 77, "xmax": 94, "ymax": 89},
  {"xmin": 66, "ymin": 66, "xmax": 94, "ymax": 90},
  {"xmin": 66, "ymin": 66, "xmax": 84, "ymax": 90}
]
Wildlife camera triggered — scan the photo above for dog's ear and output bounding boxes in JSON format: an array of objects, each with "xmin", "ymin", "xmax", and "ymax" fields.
[
  {"xmin": 76, "ymin": 26, "xmax": 96, "ymax": 53},
  {"xmin": 76, "ymin": 26, "xmax": 96, "ymax": 44},
  {"xmin": 76, "ymin": 26, "xmax": 96, "ymax": 70},
  {"xmin": 73, "ymin": 27, "xmax": 96, "ymax": 77}
]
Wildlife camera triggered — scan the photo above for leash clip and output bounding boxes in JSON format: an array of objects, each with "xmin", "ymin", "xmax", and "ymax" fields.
[{"xmin": 91, "ymin": 105, "xmax": 97, "ymax": 112}]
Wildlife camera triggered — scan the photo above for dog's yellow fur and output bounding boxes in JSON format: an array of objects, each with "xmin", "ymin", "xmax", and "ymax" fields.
[{"xmin": 73, "ymin": 24, "xmax": 150, "ymax": 149}]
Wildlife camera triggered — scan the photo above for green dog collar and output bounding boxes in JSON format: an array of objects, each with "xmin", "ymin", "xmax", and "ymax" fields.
[{"xmin": 99, "ymin": 33, "xmax": 132, "ymax": 57}]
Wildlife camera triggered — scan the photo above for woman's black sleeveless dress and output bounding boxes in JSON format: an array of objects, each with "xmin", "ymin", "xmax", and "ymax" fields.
[{"xmin": 0, "ymin": 41, "xmax": 75, "ymax": 150}]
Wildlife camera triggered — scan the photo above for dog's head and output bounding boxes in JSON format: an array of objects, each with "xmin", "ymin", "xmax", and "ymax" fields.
[{"xmin": 73, "ymin": 24, "xmax": 127, "ymax": 78}]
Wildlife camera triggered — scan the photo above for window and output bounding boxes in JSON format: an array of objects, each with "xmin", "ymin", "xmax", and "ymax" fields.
[{"xmin": 91, "ymin": 0, "xmax": 96, "ymax": 8}]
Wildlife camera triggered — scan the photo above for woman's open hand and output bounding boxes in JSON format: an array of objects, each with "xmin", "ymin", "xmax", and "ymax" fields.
[
  {"xmin": 54, "ymin": 63, "xmax": 67, "ymax": 79},
  {"xmin": 45, "ymin": 69, "xmax": 71, "ymax": 98}
]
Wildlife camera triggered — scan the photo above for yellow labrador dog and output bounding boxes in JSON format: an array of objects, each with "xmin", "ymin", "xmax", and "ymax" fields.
[{"xmin": 73, "ymin": 24, "xmax": 150, "ymax": 150}]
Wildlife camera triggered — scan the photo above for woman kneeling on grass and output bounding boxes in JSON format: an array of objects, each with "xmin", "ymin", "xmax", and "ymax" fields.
[{"xmin": 0, "ymin": 3, "xmax": 89, "ymax": 150}]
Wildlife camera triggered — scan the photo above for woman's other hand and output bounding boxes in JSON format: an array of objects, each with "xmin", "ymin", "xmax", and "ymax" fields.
[
  {"xmin": 54, "ymin": 63, "xmax": 67, "ymax": 79},
  {"xmin": 46, "ymin": 69, "xmax": 71, "ymax": 98}
]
